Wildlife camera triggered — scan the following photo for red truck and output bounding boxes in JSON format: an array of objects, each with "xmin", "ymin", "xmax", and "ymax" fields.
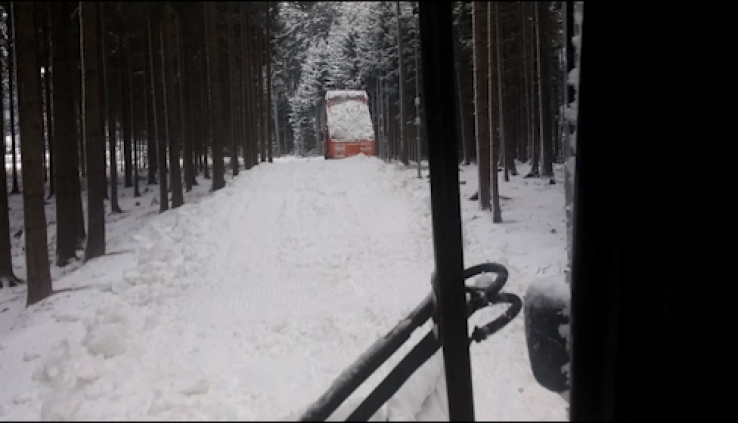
[{"xmin": 323, "ymin": 90, "xmax": 376, "ymax": 159}]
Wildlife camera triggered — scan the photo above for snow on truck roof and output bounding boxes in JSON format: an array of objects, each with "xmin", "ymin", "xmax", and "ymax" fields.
[
  {"xmin": 325, "ymin": 90, "xmax": 368, "ymax": 100},
  {"xmin": 326, "ymin": 95, "xmax": 375, "ymax": 142}
]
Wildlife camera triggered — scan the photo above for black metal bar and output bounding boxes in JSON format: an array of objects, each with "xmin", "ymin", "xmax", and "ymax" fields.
[
  {"xmin": 298, "ymin": 296, "xmax": 434, "ymax": 421},
  {"xmin": 418, "ymin": 2, "xmax": 475, "ymax": 420},
  {"xmin": 347, "ymin": 332, "xmax": 440, "ymax": 422},
  {"xmin": 348, "ymin": 290, "xmax": 522, "ymax": 422}
]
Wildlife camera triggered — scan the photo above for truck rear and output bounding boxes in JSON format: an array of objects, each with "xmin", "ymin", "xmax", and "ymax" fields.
[{"xmin": 323, "ymin": 90, "xmax": 376, "ymax": 159}]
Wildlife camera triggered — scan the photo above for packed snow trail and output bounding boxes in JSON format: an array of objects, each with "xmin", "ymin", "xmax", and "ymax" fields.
[{"xmin": 0, "ymin": 156, "xmax": 567, "ymax": 420}]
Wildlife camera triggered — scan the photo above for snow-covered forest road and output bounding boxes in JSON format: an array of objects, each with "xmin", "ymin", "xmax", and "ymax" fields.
[{"xmin": 0, "ymin": 156, "xmax": 567, "ymax": 420}]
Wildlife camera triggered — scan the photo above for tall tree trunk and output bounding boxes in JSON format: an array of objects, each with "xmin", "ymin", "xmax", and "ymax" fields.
[
  {"xmin": 120, "ymin": 37, "xmax": 133, "ymax": 188},
  {"xmin": 8, "ymin": 3, "xmax": 20, "ymax": 195},
  {"xmin": 143, "ymin": 20, "xmax": 157, "ymax": 186},
  {"xmin": 254, "ymin": 10, "xmax": 264, "ymax": 164},
  {"xmin": 227, "ymin": 2, "xmax": 239, "ymax": 176},
  {"xmin": 241, "ymin": 4, "xmax": 253, "ymax": 170},
  {"xmin": 454, "ymin": 39, "xmax": 472, "ymax": 165},
  {"xmin": 382, "ymin": 78, "xmax": 389, "ymax": 161},
  {"xmin": 191, "ymin": 49, "xmax": 202, "ymax": 177},
  {"xmin": 163, "ymin": 10, "xmax": 184, "ymax": 208},
  {"xmin": 472, "ymin": 2, "xmax": 490, "ymax": 211},
  {"xmin": 81, "ymin": 1, "xmax": 106, "ymax": 262},
  {"xmin": 145, "ymin": 17, "xmax": 158, "ymax": 186},
  {"xmin": 454, "ymin": 10, "xmax": 476, "ymax": 166},
  {"xmin": 182, "ymin": 18, "xmax": 198, "ymax": 186},
  {"xmin": 536, "ymin": 2, "xmax": 555, "ymax": 179},
  {"xmin": 506, "ymin": 87, "xmax": 519, "ymax": 175},
  {"xmin": 36, "ymin": 3, "xmax": 48, "ymax": 185},
  {"xmin": 73, "ymin": 13, "xmax": 86, "ymax": 184},
  {"xmin": 178, "ymin": 17, "xmax": 196, "ymax": 190},
  {"xmin": 488, "ymin": 2, "xmax": 501, "ymax": 222},
  {"xmin": 128, "ymin": 39, "xmax": 140, "ymax": 198},
  {"xmin": 493, "ymin": 2, "xmax": 509, "ymax": 184},
  {"xmin": 51, "ymin": 2, "xmax": 86, "ymax": 266},
  {"xmin": 0, "ymin": 23, "xmax": 22, "ymax": 286},
  {"xmin": 254, "ymin": 12, "xmax": 261, "ymax": 165},
  {"xmin": 527, "ymin": 2, "xmax": 541, "ymax": 178},
  {"xmin": 395, "ymin": 1, "xmax": 408, "ymax": 165},
  {"xmin": 42, "ymin": 4, "xmax": 55, "ymax": 198},
  {"xmin": 377, "ymin": 74, "xmax": 384, "ymax": 160},
  {"xmin": 201, "ymin": 10, "xmax": 211, "ymax": 180},
  {"xmin": 516, "ymin": 9, "xmax": 528, "ymax": 165},
  {"xmin": 266, "ymin": 2, "xmax": 273, "ymax": 163},
  {"xmin": 207, "ymin": 1, "xmax": 226, "ymax": 190},
  {"xmin": 272, "ymin": 90, "xmax": 279, "ymax": 158},
  {"xmin": 261, "ymin": 4, "xmax": 269, "ymax": 163},
  {"xmin": 248, "ymin": 7, "xmax": 259, "ymax": 166},
  {"xmin": 148, "ymin": 12, "xmax": 168, "ymax": 213},
  {"xmin": 100, "ymin": 3, "xmax": 121, "ymax": 213},
  {"xmin": 93, "ymin": 2, "xmax": 108, "ymax": 201},
  {"xmin": 15, "ymin": 1, "xmax": 53, "ymax": 304}
]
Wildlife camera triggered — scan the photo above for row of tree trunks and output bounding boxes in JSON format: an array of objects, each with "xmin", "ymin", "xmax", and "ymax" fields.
[
  {"xmin": 462, "ymin": 2, "xmax": 564, "ymax": 223},
  {"xmin": 3, "ymin": 1, "xmax": 275, "ymax": 307},
  {"xmin": 456, "ymin": 1, "xmax": 561, "ymax": 180}
]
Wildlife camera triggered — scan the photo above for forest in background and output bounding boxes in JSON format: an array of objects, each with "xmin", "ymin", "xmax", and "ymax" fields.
[{"xmin": 0, "ymin": 1, "xmax": 575, "ymax": 309}]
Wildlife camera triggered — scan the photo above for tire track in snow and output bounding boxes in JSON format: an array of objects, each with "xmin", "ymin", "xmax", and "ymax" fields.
[{"xmin": 31, "ymin": 156, "xmax": 443, "ymax": 420}]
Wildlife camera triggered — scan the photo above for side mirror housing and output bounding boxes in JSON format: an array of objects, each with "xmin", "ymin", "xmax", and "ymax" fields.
[{"xmin": 524, "ymin": 275, "xmax": 571, "ymax": 394}]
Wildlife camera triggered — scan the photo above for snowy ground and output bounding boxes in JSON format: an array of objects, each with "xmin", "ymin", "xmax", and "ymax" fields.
[
  {"xmin": 0, "ymin": 155, "xmax": 567, "ymax": 420},
  {"xmin": 420, "ymin": 162, "xmax": 568, "ymax": 421}
]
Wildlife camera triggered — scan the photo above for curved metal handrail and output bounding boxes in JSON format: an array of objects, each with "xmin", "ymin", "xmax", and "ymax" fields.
[{"xmin": 299, "ymin": 263, "xmax": 522, "ymax": 422}]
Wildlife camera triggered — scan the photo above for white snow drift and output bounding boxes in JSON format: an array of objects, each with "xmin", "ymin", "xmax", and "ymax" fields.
[{"xmin": 0, "ymin": 156, "xmax": 567, "ymax": 421}]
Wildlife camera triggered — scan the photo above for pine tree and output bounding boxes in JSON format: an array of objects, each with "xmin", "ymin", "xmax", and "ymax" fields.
[
  {"xmin": 81, "ymin": 1, "xmax": 106, "ymax": 262},
  {"xmin": 15, "ymin": 1, "xmax": 52, "ymax": 305}
]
